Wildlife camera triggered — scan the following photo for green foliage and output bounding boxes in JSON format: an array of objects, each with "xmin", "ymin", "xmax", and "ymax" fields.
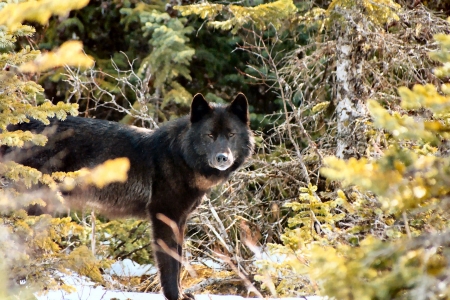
[
  {"xmin": 176, "ymin": 0, "xmax": 297, "ymax": 34},
  {"xmin": 96, "ymin": 219, "xmax": 153, "ymax": 265},
  {"xmin": 32, "ymin": 0, "xmax": 271, "ymax": 125},
  {"xmin": 123, "ymin": 4, "xmax": 195, "ymax": 107},
  {"xmin": 39, "ymin": 0, "xmax": 198, "ymax": 120}
]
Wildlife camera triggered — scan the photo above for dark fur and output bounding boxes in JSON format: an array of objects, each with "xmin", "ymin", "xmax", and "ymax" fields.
[{"xmin": 1, "ymin": 93, "xmax": 254, "ymax": 300}]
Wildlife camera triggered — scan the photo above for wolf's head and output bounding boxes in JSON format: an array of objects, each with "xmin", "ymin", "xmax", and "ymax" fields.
[{"xmin": 183, "ymin": 93, "xmax": 254, "ymax": 174}]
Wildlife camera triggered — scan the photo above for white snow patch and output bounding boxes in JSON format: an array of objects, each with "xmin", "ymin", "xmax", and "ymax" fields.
[
  {"xmin": 340, "ymin": 44, "xmax": 352, "ymax": 55},
  {"xmin": 38, "ymin": 291, "xmax": 324, "ymax": 300},
  {"xmin": 34, "ymin": 270, "xmax": 162, "ymax": 300},
  {"xmin": 37, "ymin": 288, "xmax": 166, "ymax": 300},
  {"xmin": 35, "ymin": 262, "xmax": 324, "ymax": 300},
  {"xmin": 55, "ymin": 271, "xmax": 96, "ymax": 288},
  {"xmin": 260, "ymin": 250, "xmax": 287, "ymax": 264},
  {"xmin": 107, "ymin": 258, "xmax": 158, "ymax": 277}
]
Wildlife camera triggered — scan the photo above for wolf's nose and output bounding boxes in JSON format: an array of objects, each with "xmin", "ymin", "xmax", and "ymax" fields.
[{"xmin": 216, "ymin": 153, "xmax": 228, "ymax": 163}]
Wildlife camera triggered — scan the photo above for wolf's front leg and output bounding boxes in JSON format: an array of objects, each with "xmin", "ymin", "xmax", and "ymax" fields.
[{"xmin": 151, "ymin": 212, "xmax": 194, "ymax": 300}]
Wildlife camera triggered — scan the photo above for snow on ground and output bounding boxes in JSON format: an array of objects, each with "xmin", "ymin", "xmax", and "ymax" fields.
[
  {"xmin": 36, "ymin": 259, "xmax": 323, "ymax": 300},
  {"xmin": 107, "ymin": 258, "xmax": 158, "ymax": 277},
  {"xmin": 37, "ymin": 289, "xmax": 324, "ymax": 300},
  {"xmin": 38, "ymin": 291, "xmax": 323, "ymax": 300}
]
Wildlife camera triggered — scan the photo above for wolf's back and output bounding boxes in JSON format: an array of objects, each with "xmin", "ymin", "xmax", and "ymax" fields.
[
  {"xmin": 3, "ymin": 117, "xmax": 153, "ymax": 173},
  {"xmin": 2, "ymin": 117, "xmax": 159, "ymax": 217}
]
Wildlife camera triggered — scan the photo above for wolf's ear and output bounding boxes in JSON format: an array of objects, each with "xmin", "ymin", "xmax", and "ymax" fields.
[
  {"xmin": 228, "ymin": 93, "xmax": 249, "ymax": 124},
  {"xmin": 191, "ymin": 93, "xmax": 212, "ymax": 123}
]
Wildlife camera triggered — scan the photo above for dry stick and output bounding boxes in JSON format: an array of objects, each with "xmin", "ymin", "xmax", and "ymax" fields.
[
  {"xmin": 64, "ymin": 62, "xmax": 159, "ymax": 128},
  {"xmin": 91, "ymin": 211, "xmax": 96, "ymax": 256},
  {"xmin": 201, "ymin": 215, "xmax": 233, "ymax": 255},
  {"xmin": 156, "ymin": 239, "xmax": 197, "ymax": 278},
  {"xmin": 214, "ymin": 252, "xmax": 264, "ymax": 298},
  {"xmin": 209, "ymin": 203, "xmax": 229, "ymax": 237},
  {"xmin": 184, "ymin": 277, "xmax": 238, "ymax": 294},
  {"xmin": 256, "ymin": 28, "xmax": 311, "ymax": 184},
  {"xmin": 258, "ymin": 160, "xmax": 305, "ymax": 186},
  {"xmin": 207, "ymin": 204, "xmax": 234, "ymax": 254},
  {"xmin": 255, "ymin": 27, "xmax": 328, "ymax": 243},
  {"xmin": 155, "ymin": 214, "xmax": 197, "ymax": 278},
  {"xmin": 402, "ymin": 212, "xmax": 412, "ymax": 239},
  {"xmin": 156, "ymin": 213, "xmax": 183, "ymax": 244}
]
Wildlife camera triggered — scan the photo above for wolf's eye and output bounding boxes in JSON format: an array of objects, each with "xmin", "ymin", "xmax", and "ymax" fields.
[
  {"xmin": 207, "ymin": 134, "xmax": 214, "ymax": 139},
  {"xmin": 228, "ymin": 133, "xmax": 235, "ymax": 138}
]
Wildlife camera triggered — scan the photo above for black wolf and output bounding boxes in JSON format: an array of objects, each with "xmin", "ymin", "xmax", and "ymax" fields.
[{"xmin": 1, "ymin": 93, "xmax": 254, "ymax": 300}]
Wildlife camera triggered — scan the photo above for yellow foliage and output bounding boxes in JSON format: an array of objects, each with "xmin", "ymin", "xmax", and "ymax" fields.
[
  {"xmin": 0, "ymin": 99, "xmax": 79, "ymax": 130},
  {"xmin": 63, "ymin": 246, "xmax": 106, "ymax": 283},
  {"xmin": 367, "ymin": 100, "xmax": 441, "ymax": 142},
  {"xmin": 0, "ymin": 0, "xmax": 90, "ymax": 30},
  {"xmin": 81, "ymin": 157, "xmax": 130, "ymax": 188},
  {"xmin": 0, "ymin": 0, "xmax": 83, "ymax": 217},
  {"xmin": 0, "ymin": 0, "xmax": 112, "ymax": 296},
  {"xmin": 0, "ymin": 214, "xmax": 86, "ymax": 295},
  {"xmin": 2, "ymin": 161, "xmax": 43, "ymax": 188},
  {"xmin": 308, "ymin": 236, "xmax": 445, "ymax": 299},
  {"xmin": 311, "ymin": 101, "xmax": 330, "ymax": 114},
  {"xmin": 322, "ymin": 146, "xmax": 450, "ymax": 213},
  {"xmin": 176, "ymin": 2, "xmax": 223, "ymax": 20},
  {"xmin": 429, "ymin": 34, "xmax": 450, "ymax": 77},
  {"xmin": 0, "ymin": 130, "xmax": 48, "ymax": 148},
  {"xmin": 0, "ymin": 25, "xmax": 35, "ymax": 48},
  {"xmin": 315, "ymin": 35, "xmax": 450, "ymax": 296},
  {"xmin": 59, "ymin": 157, "xmax": 130, "ymax": 190},
  {"xmin": 327, "ymin": 0, "xmax": 400, "ymax": 26},
  {"xmin": 20, "ymin": 41, "xmax": 94, "ymax": 73},
  {"xmin": 256, "ymin": 184, "xmax": 347, "ymax": 296},
  {"xmin": 398, "ymin": 84, "xmax": 450, "ymax": 115},
  {"xmin": 176, "ymin": 0, "xmax": 297, "ymax": 34},
  {"xmin": 258, "ymin": 33, "xmax": 450, "ymax": 299},
  {"xmin": 322, "ymin": 155, "xmax": 402, "ymax": 197}
]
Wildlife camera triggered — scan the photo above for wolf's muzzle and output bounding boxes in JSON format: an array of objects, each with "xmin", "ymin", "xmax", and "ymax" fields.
[
  {"xmin": 216, "ymin": 153, "xmax": 228, "ymax": 163},
  {"xmin": 210, "ymin": 152, "xmax": 234, "ymax": 171}
]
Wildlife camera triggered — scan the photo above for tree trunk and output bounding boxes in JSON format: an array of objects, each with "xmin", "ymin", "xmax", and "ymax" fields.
[{"xmin": 334, "ymin": 8, "xmax": 369, "ymax": 159}]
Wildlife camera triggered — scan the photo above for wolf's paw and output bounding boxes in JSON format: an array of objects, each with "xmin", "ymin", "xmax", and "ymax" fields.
[{"xmin": 179, "ymin": 292, "xmax": 195, "ymax": 300}]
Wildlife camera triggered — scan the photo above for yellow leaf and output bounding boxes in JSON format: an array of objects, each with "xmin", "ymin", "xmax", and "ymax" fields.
[
  {"xmin": 84, "ymin": 157, "xmax": 130, "ymax": 189},
  {"xmin": 0, "ymin": 0, "xmax": 90, "ymax": 30},
  {"xmin": 19, "ymin": 41, "xmax": 94, "ymax": 73}
]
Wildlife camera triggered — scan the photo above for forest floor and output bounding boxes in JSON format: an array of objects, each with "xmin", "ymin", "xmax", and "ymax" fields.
[{"xmin": 35, "ymin": 259, "xmax": 322, "ymax": 300}]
